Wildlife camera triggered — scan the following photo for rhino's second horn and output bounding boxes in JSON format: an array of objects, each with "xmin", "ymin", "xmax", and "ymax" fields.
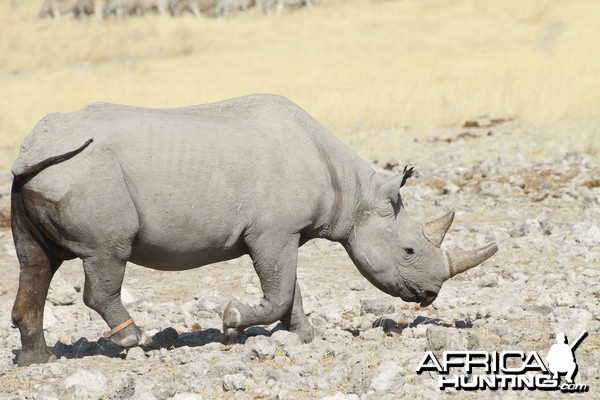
[
  {"xmin": 422, "ymin": 211, "xmax": 455, "ymax": 247},
  {"xmin": 445, "ymin": 242, "xmax": 498, "ymax": 278}
]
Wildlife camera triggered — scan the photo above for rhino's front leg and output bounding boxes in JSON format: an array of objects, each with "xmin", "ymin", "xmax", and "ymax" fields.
[
  {"xmin": 223, "ymin": 233, "xmax": 303, "ymax": 342},
  {"xmin": 82, "ymin": 256, "xmax": 152, "ymax": 348},
  {"xmin": 280, "ymin": 280, "xmax": 313, "ymax": 343}
]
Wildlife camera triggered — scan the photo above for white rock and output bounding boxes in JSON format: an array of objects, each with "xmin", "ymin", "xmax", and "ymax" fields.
[
  {"xmin": 222, "ymin": 373, "xmax": 248, "ymax": 392},
  {"xmin": 508, "ymin": 175, "xmax": 525, "ymax": 188},
  {"xmin": 126, "ymin": 346, "xmax": 146, "ymax": 361},
  {"xmin": 245, "ymin": 283, "xmax": 260, "ymax": 294},
  {"xmin": 478, "ymin": 273, "xmax": 498, "ymax": 288},
  {"xmin": 555, "ymin": 292, "xmax": 574, "ymax": 307},
  {"xmin": 348, "ymin": 280, "xmax": 366, "ymax": 291},
  {"xmin": 171, "ymin": 393, "xmax": 204, "ymax": 400},
  {"xmin": 63, "ymin": 369, "xmax": 108, "ymax": 398},
  {"xmin": 242, "ymin": 336, "xmax": 277, "ymax": 361},
  {"xmin": 359, "ymin": 298, "xmax": 394, "ymax": 316},
  {"xmin": 552, "ymin": 308, "xmax": 593, "ymax": 338},
  {"xmin": 582, "ymin": 268, "xmax": 600, "ymax": 277},
  {"xmin": 443, "ymin": 181, "xmax": 460, "ymax": 195},
  {"xmin": 271, "ymin": 330, "xmax": 301, "ymax": 348},
  {"xmin": 359, "ymin": 327, "xmax": 385, "ymax": 341},
  {"xmin": 581, "ymin": 225, "xmax": 600, "ymax": 247},
  {"xmin": 48, "ymin": 279, "xmax": 77, "ymax": 306},
  {"xmin": 121, "ymin": 287, "xmax": 136, "ymax": 304},
  {"xmin": 479, "ymin": 180, "xmax": 509, "ymax": 197},
  {"xmin": 321, "ymin": 392, "xmax": 359, "ymax": 400},
  {"xmin": 369, "ymin": 360, "xmax": 404, "ymax": 392},
  {"xmin": 43, "ymin": 305, "xmax": 58, "ymax": 329}
]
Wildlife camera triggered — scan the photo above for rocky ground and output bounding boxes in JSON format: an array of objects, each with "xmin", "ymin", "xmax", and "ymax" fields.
[{"xmin": 0, "ymin": 127, "xmax": 598, "ymax": 399}]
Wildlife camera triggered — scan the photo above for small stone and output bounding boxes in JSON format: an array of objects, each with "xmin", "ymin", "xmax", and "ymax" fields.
[
  {"xmin": 151, "ymin": 381, "xmax": 182, "ymax": 400},
  {"xmin": 508, "ymin": 175, "xmax": 525, "ymax": 188},
  {"xmin": 63, "ymin": 369, "xmax": 108, "ymax": 398},
  {"xmin": 537, "ymin": 215, "xmax": 553, "ymax": 235},
  {"xmin": 582, "ymin": 268, "xmax": 600, "ymax": 277},
  {"xmin": 108, "ymin": 375, "xmax": 135, "ymax": 399},
  {"xmin": 426, "ymin": 326, "xmax": 464, "ymax": 351},
  {"xmin": 478, "ymin": 273, "xmax": 498, "ymax": 288},
  {"xmin": 369, "ymin": 360, "xmax": 404, "ymax": 392},
  {"xmin": 323, "ymin": 311, "xmax": 343, "ymax": 325},
  {"xmin": 442, "ymin": 182, "xmax": 459, "ymax": 195},
  {"xmin": 271, "ymin": 330, "xmax": 301, "ymax": 349},
  {"xmin": 321, "ymin": 391, "xmax": 360, "ymax": 400},
  {"xmin": 171, "ymin": 394, "xmax": 203, "ymax": 400},
  {"xmin": 196, "ymin": 294, "xmax": 232, "ymax": 317},
  {"xmin": 48, "ymin": 279, "xmax": 77, "ymax": 306},
  {"xmin": 555, "ymin": 292, "xmax": 574, "ymax": 307},
  {"xmin": 43, "ymin": 305, "xmax": 58, "ymax": 329},
  {"xmin": 413, "ymin": 324, "xmax": 428, "ymax": 338},
  {"xmin": 245, "ymin": 283, "xmax": 260, "ymax": 294},
  {"xmin": 552, "ymin": 308, "xmax": 593, "ymax": 337},
  {"xmin": 242, "ymin": 336, "xmax": 277, "ymax": 361},
  {"xmin": 121, "ymin": 287, "xmax": 136, "ymax": 305},
  {"xmin": 581, "ymin": 225, "xmax": 600, "ymax": 247},
  {"xmin": 491, "ymin": 323, "xmax": 513, "ymax": 337},
  {"xmin": 348, "ymin": 280, "xmax": 366, "ymax": 291},
  {"xmin": 222, "ymin": 373, "xmax": 248, "ymax": 392},
  {"xmin": 126, "ymin": 346, "xmax": 146, "ymax": 361},
  {"xmin": 510, "ymin": 220, "xmax": 535, "ymax": 238},
  {"xmin": 321, "ymin": 328, "xmax": 354, "ymax": 343},
  {"xmin": 285, "ymin": 345, "xmax": 311, "ymax": 362},
  {"xmin": 511, "ymin": 272, "xmax": 528, "ymax": 282},
  {"xmin": 359, "ymin": 327, "xmax": 385, "ymax": 341},
  {"xmin": 479, "ymin": 180, "xmax": 508, "ymax": 197},
  {"xmin": 359, "ymin": 298, "xmax": 394, "ymax": 316}
]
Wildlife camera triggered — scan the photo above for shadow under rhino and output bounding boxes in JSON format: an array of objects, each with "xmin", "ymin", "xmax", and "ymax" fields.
[{"xmin": 12, "ymin": 327, "xmax": 226, "ymax": 362}]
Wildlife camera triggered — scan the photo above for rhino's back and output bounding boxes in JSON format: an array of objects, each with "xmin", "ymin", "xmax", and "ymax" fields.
[{"xmin": 17, "ymin": 95, "xmax": 339, "ymax": 268}]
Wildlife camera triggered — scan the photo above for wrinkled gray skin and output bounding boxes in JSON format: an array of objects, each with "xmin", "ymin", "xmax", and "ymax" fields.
[{"xmin": 10, "ymin": 94, "xmax": 497, "ymax": 366}]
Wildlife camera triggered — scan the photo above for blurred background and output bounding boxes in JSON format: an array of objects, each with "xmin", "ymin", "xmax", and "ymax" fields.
[{"xmin": 1, "ymin": 0, "xmax": 599, "ymax": 170}]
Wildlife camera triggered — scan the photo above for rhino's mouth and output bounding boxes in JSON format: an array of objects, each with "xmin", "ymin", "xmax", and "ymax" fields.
[
  {"xmin": 419, "ymin": 297, "xmax": 436, "ymax": 307},
  {"xmin": 418, "ymin": 291, "xmax": 438, "ymax": 307}
]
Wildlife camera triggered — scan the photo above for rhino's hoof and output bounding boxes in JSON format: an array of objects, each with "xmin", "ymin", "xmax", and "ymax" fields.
[
  {"xmin": 222, "ymin": 302, "xmax": 242, "ymax": 327},
  {"xmin": 16, "ymin": 349, "xmax": 56, "ymax": 366},
  {"xmin": 110, "ymin": 324, "xmax": 149, "ymax": 348},
  {"xmin": 138, "ymin": 331, "xmax": 153, "ymax": 348},
  {"xmin": 222, "ymin": 301, "xmax": 244, "ymax": 343},
  {"xmin": 291, "ymin": 326, "xmax": 314, "ymax": 343},
  {"xmin": 223, "ymin": 327, "xmax": 242, "ymax": 344}
]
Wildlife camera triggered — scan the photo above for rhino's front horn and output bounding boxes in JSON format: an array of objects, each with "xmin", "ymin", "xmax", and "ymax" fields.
[
  {"xmin": 423, "ymin": 211, "xmax": 455, "ymax": 247},
  {"xmin": 445, "ymin": 243, "xmax": 498, "ymax": 278}
]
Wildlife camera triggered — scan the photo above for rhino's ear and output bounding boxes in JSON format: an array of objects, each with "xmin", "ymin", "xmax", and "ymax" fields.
[{"xmin": 379, "ymin": 166, "xmax": 414, "ymax": 215}]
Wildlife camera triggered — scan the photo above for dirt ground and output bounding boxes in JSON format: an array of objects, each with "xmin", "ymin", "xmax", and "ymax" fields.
[{"xmin": 0, "ymin": 127, "xmax": 598, "ymax": 399}]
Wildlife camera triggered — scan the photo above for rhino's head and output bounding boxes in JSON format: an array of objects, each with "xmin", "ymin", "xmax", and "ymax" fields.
[{"xmin": 344, "ymin": 167, "xmax": 498, "ymax": 307}]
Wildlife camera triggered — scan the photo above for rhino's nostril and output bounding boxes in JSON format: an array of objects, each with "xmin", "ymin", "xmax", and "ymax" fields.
[{"xmin": 423, "ymin": 290, "xmax": 437, "ymax": 299}]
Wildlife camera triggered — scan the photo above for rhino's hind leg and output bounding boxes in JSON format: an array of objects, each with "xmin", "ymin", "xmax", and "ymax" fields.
[
  {"xmin": 11, "ymin": 227, "xmax": 63, "ymax": 366},
  {"xmin": 280, "ymin": 280, "xmax": 313, "ymax": 343},
  {"xmin": 82, "ymin": 256, "xmax": 151, "ymax": 348},
  {"xmin": 223, "ymin": 234, "xmax": 300, "ymax": 342}
]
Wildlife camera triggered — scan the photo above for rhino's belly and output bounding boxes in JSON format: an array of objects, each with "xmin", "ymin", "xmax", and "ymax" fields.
[{"xmin": 128, "ymin": 236, "xmax": 248, "ymax": 271}]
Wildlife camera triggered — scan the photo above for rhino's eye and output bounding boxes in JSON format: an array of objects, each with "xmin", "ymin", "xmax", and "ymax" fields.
[{"xmin": 404, "ymin": 247, "xmax": 415, "ymax": 255}]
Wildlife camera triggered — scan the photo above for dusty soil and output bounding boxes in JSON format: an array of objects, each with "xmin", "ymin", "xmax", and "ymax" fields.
[{"xmin": 0, "ymin": 128, "xmax": 598, "ymax": 399}]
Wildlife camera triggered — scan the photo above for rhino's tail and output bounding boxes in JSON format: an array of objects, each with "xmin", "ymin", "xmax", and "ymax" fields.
[{"xmin": 12, "ymin": 138, "xmax": 94, "ymax": 177}]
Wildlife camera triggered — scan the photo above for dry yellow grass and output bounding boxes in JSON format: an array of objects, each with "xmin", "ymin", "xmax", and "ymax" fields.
[{"xmin": 1, "ymin": 0, "xmax": 599, "ymax": 170}]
